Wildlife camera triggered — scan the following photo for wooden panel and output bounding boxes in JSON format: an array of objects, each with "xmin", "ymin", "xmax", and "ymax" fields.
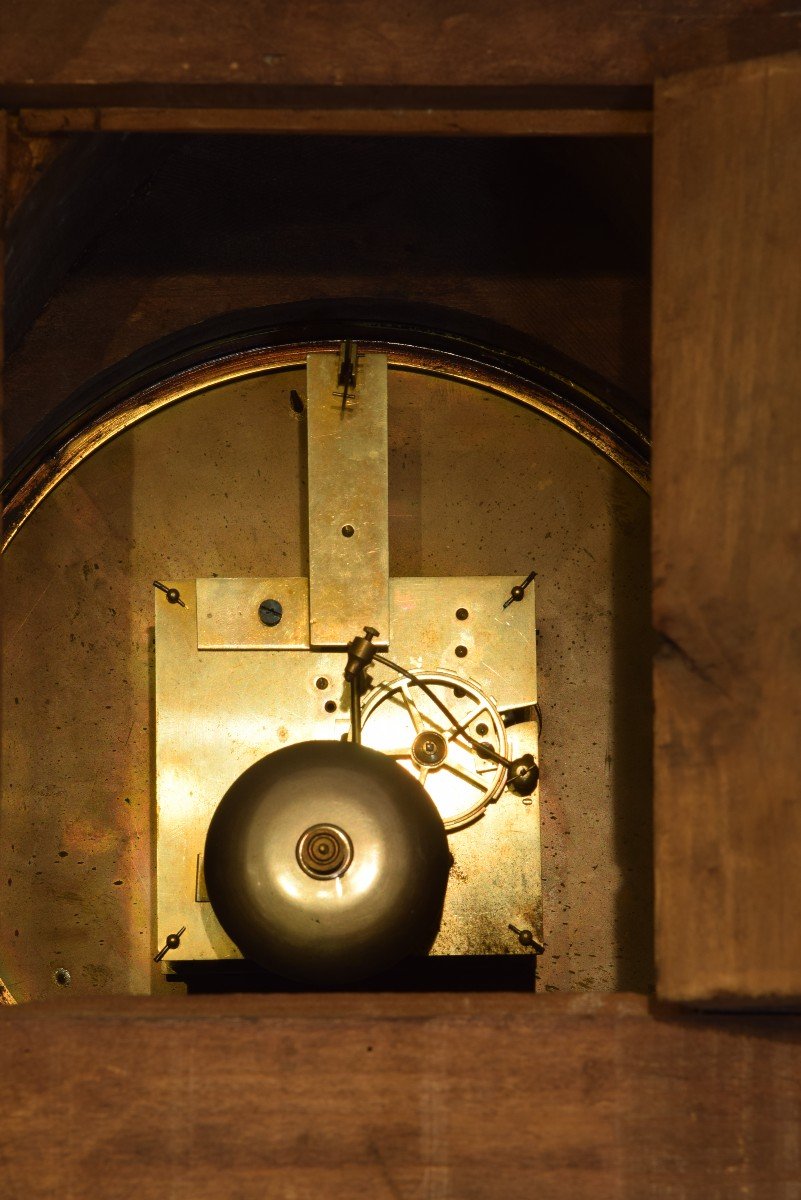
[
  {"xmin": 2, "ymin": 993, "xmax": 801, "ymax": 1196},
  {"xmin": 0, "ymin": 112, "xmax": 11, "ymax": 1005},
  {"xmin": 0, "ymin": 110, "xmax": 6, "ymax": 345},
  {"xmin": 4, "ymin": 133, "xmax": 160, "ymax": 353},
  {"xmin": 4, "ymin": 118, "xmax": 65, "ymax": 222},
  {"xmin": 0, "ymin": 2, "xmax": 798, "ymax": 98},
  {"xmin": 18, "ymin": 105, "xmax": 652, "ymax": 137},
  {"xmin": 653, "ymin": 54, "xmax": 801, "ymax": 1004}
]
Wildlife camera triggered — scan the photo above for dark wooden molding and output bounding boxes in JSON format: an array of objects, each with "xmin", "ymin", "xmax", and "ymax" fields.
[
  {"xmin": 4, "ymin": 117, "xmax": 67, "ymax": 223},
  {"xmin": 4, "ymin": 133, "xmax": 164, "ymax": 354},
  {"xmin": 18, "ymin": 105, "xmax": 652, "ymax": 137},
  {"xmin": 3, "ymin": 992, "xmax": 801, "ymax": 1196},
  {"xmin": 653, "ymin": 53, "xmax": 801, "ymax": 1005},
  {"xmin": 0, "ymin": 2, "xmax": 799, "ymax": 96},
  {"xmin": 1, "ymin": 109, "xmax": 6, "ymax": 418}
]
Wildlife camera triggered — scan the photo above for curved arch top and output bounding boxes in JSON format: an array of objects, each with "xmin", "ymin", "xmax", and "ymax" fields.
[{"xmin": 2, "ymin": 306, "xmax": 649, "ymax": 550}]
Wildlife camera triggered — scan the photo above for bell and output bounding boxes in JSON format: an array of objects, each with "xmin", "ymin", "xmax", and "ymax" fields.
[{"xmin": 204, "ymin": 740, "xmax": 451, "ymax": 984}]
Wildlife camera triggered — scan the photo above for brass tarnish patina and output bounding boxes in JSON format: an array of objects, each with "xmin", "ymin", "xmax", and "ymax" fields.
[
  {"xmin": 156, "ymin": 573, "xmax": 540, "ymax": 963},
  {"xmin": 196, "ymin": 577, "xmax": 310, "ymax": 650},
  {"xmin": 1, "ymin": 328, "xmax": 651, "ymax": 1001},
  {"xmin": 1, "ymin": 337, "xmax": 648, "ymax": 555},
  {"xmin": 306, "ymin": 352, "xmax": 390, "ymax": 649},
  {"xmin": 154, "ymin": 350, "xmax": 540, "ymax": 974}
]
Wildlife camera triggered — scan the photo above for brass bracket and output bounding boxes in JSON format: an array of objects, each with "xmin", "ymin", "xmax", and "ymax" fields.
[{"xmin": 335, "ymin": 338, "xmax": 358, "ymax": 409}]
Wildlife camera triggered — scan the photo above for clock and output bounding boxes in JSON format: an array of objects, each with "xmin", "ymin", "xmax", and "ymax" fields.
[{"xmin": 0, "ymin": 319, "xmax": 650, "ymax": 1001}]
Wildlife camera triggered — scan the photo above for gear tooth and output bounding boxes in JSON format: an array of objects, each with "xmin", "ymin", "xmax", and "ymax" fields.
[{"xmin": 358, "ymin": 668, "xmax": 509, "ymax": 832}]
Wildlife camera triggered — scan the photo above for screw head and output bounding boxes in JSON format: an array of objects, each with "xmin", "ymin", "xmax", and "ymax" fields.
[
  {"xmin": 259, "ymin": 599, "xmax": 283, "ymax": 627},
  {"xmin": 54, "ymin": 967, "xmax": 71, "ymax": 987},
  {"xmin": 297, "ymin": 824, "xmax": 353, "ymax": 879},
  {"xmin": 412, "ymin": 730, "xmax": 448, "ymax": 767},
  {"xmin": 508, "ymin": 924, "xmax": 537, "ymax": 948},
  {"xmin": 507, "ymin": 754, "xmax": 539, "ymax": 796}
]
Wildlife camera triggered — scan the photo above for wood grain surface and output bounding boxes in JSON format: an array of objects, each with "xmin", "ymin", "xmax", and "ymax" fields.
[
  {"xmin": 653, "ymin": 54, "xmax": 801, "ymax": 1004},
  {"xmin": 18, "ymin": 105, "xmax": 652, "ymax": 137},
  {"xmin": 4, "ymin": 132, "xmax": 160, "ymax": 353},
  {"xmin": 2, "ymin": 992, "xmax": 801, "ymax": 1197},
  {"xmin": 4, "ymin": 119, "xmax": 65, "ymax": 222},
  {"xmin": 0, "ymin": 1, "xmax": 799, "ymax": 99},
  {"xmin": 0, "ymin": 112, "xmax": 11, "ymax": 1005}
]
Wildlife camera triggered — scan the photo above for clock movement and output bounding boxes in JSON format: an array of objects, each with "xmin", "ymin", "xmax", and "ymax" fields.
[
  {"xmin": 153, "ymin": 348, "xmax": 540, "ymax": 981},
  {"xmin": 0, "ymin": 317, "xmax": 650, "ymax": 1001},
  {"xmin": 2, "ymin": 13, "xmax": 799, "ymax": 1195}
]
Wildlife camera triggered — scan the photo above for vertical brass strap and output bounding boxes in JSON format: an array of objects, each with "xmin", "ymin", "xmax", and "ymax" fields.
[{"xmin": 306, "ymin": 350, "xmax": 390, "ymax": 649}]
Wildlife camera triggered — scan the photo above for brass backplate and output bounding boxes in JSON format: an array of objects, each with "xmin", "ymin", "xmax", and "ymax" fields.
[
  {"xmin": 196, "ymin": 577, "xmax": 310, "ymax": 649},
  {"xmin": 306, "ymin": 353, "xmax": 390, "ymax": 648},
  {"xmin": 2, "ymin": 362, "xmax": 651, "ymax": 1002},
  {"xmin": 156, "ymin": 576, "xmax": 540, "ymax": 963}
]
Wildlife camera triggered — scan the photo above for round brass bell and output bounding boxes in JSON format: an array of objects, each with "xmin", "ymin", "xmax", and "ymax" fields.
[{"xmin": 203, "ymin": 740, "xmax": 450, "ymax": 984}]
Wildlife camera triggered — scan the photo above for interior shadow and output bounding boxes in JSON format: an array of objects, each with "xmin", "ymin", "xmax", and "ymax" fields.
[
  {"xmin": 167, "ymin": 954, "xmax": 537, "ymax": 994},
  {"xmin": 1, "ymin": 433, "xmax": 142, "ymax": 1001},
  {"xmin": 610, "ymin": 469, "xmax": 654, "ymax": 991}
]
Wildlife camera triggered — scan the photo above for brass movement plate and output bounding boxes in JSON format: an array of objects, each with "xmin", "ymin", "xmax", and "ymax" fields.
[
  {"xmin": 156, "ymin": 576, "xmax": 539, "ymax": 962},
  {"xmin": 196, "ymin": 577, "xmax": 310, "ymax": 650},
  {"xmin": 306, "ymin": 353, "xmax": 390, "ymax": 649},
  {"xmin": 1, "ymin": 363, "xmax": 651, "ymax": 1002}
]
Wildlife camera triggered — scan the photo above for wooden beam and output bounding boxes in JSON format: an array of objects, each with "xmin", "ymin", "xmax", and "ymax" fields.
[
  {"xmin": 4, "ymin": 117, "xmax": 66, "ymax": 223},
  {"xmin": 3, "ymin": 993, "xmax": 801, "ymax": 1195},
  {"xmin": 0, "ymin": 1, "xmax": 798, "ymax": 96},
  {"xmin": 0, "ymin": 110, "xmax": 6, "ymax": 350},
  {"xmin": 18, "ymin": 105, "xmax": 652, "ymax": 137},
  {"xmin": 4, "ymin": 134, "xmax": 163, "ymax": 353},
  {"xmin": 653, "ymin": 53, "xmax": 801, "ymax": 1005},
  {"xmin": 0, "ymin": 112, "xmax": 11, "ymax": 1005}
]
